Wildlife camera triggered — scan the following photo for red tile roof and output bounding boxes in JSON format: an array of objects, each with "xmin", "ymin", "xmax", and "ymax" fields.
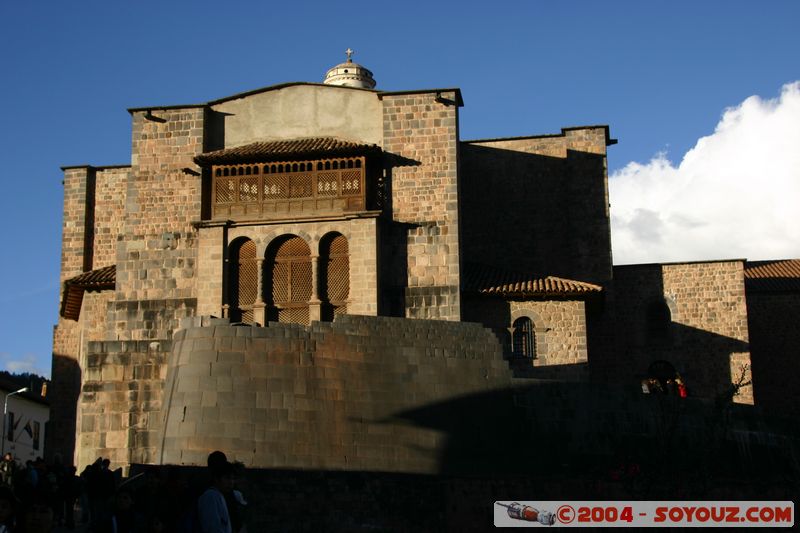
[
  {"xmin": 745, "ymin": 259, "xmax": 800, "ymax": 292},
  {"xmin": 195, "ymin": 137, "xmax": 380, "ymax": 165},
  {"xmin": 60, "ymin": 265, "xmax": 116, "ymax": 321},
  {"xmin": 462, "ymin": 262, "xmax": 602, "ymax": 298}
]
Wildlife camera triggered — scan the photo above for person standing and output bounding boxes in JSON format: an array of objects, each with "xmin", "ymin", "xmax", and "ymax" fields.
[
  {"xmin": 0, "ymin": 455, "xmax": 15, "ymax": 488},
  {"xmin": 197, "ymin": 461, "xmax": 234, "ymax": 533}
]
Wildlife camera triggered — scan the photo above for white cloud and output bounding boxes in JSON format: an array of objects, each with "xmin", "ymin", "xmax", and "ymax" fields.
[
  {"xmin": 610, "ymin": 81, "xmax": 800, "ymax": 265},
  {"xmin": 0, "ymin": 352, "xmax": 49, "ymax": 378}
]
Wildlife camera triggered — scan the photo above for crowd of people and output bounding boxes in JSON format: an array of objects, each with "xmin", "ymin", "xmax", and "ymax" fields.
[{"xmin": 0, "ymin": 451, "xmax": 248, "ymax": 533}]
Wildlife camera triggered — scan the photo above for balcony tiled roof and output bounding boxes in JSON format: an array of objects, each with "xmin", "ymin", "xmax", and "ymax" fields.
[
  {"xmin": 744, "ymin": 259, "xmax": 800, "ymax": 293},
  {"xmin": 195, "ymin": 137, "xmax": 380, "ymax": 165},
  {"xmin": 60, "ymin": 265, "xmax": 116, "ymax": 321},
  {"xmin": 462, "ymin": 262, "xmax": 602, "ymax": 298}
]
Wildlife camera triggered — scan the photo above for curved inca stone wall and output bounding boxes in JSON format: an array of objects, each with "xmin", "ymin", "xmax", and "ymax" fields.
[{"xmin": 156, "ymin": 315, "xmax": 514, "ymax": 473}]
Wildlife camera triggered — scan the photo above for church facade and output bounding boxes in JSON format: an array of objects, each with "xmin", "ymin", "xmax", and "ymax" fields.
[{"xmin": 49, "ymin": 55, "xmax": 796, "ymax": 471}]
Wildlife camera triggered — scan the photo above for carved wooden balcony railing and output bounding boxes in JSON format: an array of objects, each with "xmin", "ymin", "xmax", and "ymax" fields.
[{"xmin": 211, "ymin": 156, "xmax": 366, "ymax": 220}]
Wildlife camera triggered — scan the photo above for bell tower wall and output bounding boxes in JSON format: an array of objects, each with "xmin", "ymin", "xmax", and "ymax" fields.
[{"xmin": 381, "ymin": 91, "xmax": 462, "ymax": 321}]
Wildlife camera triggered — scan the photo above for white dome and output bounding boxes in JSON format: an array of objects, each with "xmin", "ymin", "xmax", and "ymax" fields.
[{"xmin": 323, "ymin": 49, "xmax": 376, "ymax": 89}]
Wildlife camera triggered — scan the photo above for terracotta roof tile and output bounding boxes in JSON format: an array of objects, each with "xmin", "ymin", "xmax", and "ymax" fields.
[
  {"xmin": 745, "ymin": 259, "xmax": 800, "ymax": 292},
  {"xmin": 195, "ymin": 137, "xmax": 380, "ymax": 165},
  {"xmin": 60, "ymin": 265, "xmax": 116, "ymax": 320},
  {"xmin": 67, "ymin": 265, "xmax": 116, "ymax": 288},
  {"xmin": 462, "ymin": 262, "xmax": 602, "ymax": 298}
]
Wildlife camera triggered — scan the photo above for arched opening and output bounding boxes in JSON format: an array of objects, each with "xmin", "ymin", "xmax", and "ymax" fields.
[
  {"xmin": 229, "ymin": 238, "xmax": 257, "ymax": 323},
  {"xmin": 512, "ymin": 317, "xmax": 536, "ymax": 358},
  {"xmin": 319, "ymin": 233, "xmax": 349, "ymax": 321},
  {"xmin": 265, "ymin": 235, "xmax": 312, "ymax": 325},
  {"xmin": 642, "ymin": 360, "xmax": 687, "ymax": 397}
]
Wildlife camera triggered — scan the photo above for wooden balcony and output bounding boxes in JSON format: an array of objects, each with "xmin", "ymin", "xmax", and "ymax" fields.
[{"xmin": 211, "ymin": 156, "xmax": 367, "ymax": 221}]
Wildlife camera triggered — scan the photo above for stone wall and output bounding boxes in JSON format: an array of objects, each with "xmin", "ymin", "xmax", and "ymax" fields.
[
  {"xmin": 111, "ymin": 107, "xmax": 205, "ymax": 340},
  {"xmin": 92, "ymin": 167, "xmax": 129, "ymax": 268},
  {"xmin": 509, "ymin": 300, "xmax": 588, "ymax": 366},
  {"xmin": 132, "ymin": 379, "xmax": 800, "ymax": 531},
  {"xmin": 381, "ymin": 92, "xmax": 461, "ymax": 320},
  {"xmin": 156, "ymin": 315, "xmax": 509, "ymax": 472},
  {"xmin": 747, "ymin": 291, "xmax": 800, "ymax": 418},
  {"xmin": 77, "ymin": 338, "xmax": 171, "ymax": 470},
  {"xmin": 60, "ymin": 165, "xmax": 130, "ymax": 275},
  {"xmin": 60, "ymin": 166, "xmax": 93, "ymax": 280},
  {"xmin": 461, "ymin": 296, "xmax": 589, "ymax": 365},
  {"xmin": 51, "ymin": 164, "xmax": 127, "ymax": 463},
  {"xmin": 49, "ymin": 322, "xmax": 81, "ymax": 463},
  {"xmin": 49, "ymin": 291, "xmax": 115, "ymax": 463},
  {"xmin": 460, "ymin": 127, "xmax": 612, "ymax": 284},
  {"xmin": 607, "ymin": 261, "xmax": 752, "ymax": 404},
  {"xmin": 195, "ymin": 225, "xmax": 225, "ymax": 317}
]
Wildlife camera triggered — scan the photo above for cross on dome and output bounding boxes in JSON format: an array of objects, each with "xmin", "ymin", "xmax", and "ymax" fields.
[{"xmin": 346, "ymin": 48, "xmax": 354, "ymax": 62}]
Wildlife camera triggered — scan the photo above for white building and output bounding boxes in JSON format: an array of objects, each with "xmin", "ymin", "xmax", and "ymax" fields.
[{"xmin": 1, "ymin": 381, "xmax": 49, "ymax": 463}]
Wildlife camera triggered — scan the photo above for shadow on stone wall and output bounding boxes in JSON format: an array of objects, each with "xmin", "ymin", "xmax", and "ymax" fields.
[
  {"xmin": 117, "ymin": 314, "xmax": 798, "ymax": 531},
  {"xmin": 46, "ymin": 353, "xmax": 81, "ymax": 464},
  {"xmin": 379, "ymin": 221, "xmax": 412, "ymax": 317},
  {"xmin": 390, "ymin": 380, "xmax": 799, "ymax": 490},
  {"xmin": 132, "ymin": 378, "xmax": 800, "ymax": 532},
  {"xmin": 594, "ymin": 265, "xmax": 752, "ymax": 404},
  {"xmin": 747, "ymin": 291, "xmax": 800, "ymax": 419},
  {"xmin": 459, "ymin": 144, "xmax": 611, "ymax": 284}
]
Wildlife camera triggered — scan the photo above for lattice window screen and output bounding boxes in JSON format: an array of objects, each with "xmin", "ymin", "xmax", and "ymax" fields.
[
  {"xmin": 272, "ymin": 262, "xmax": 289, "ymax": 303},
  {"xmin": 268, "ymin": 236, "xmax": 311, "ymax": 325},
  {"xmin": 264, "ymin": 175, "xmax": 288, "ymax": 199},
  {"xmin": 326, "ymin": 235, "xmax": 349, "ymax": 302},
  {"xmin": 289, "ymin": 174, "xmax": 313, "ymax": 198},
  {"xmin": 279, "ymin": 307, "xmax": 309, "ymax": 325},
  {"xmin": 340, "ymin": 170, "xmax": 361, "ymax": 196},
  {"xmin": 290, "ymin": 261, "xmax": 312, "ymax": 302},
  {"xmin": 321, "ymin": 234, "xmax": 349, "ymax": 321},
  {"xmin": 216, "ymin": 179, "xmax": 236, "ymax": 203},
  {"xmin": 317, "ymin": 172, "xmax": 339, "ymax": 197},
  {"xmin": 238, "ymin": 240, "xmax": 258, "ymax": 305},
  {"xmin": 239, "ymin": 177, "xmax": 259, "ymax": 202},
  {"xmin": 230, "ymin": 239, "xmax": 257, "ymax": 322}
]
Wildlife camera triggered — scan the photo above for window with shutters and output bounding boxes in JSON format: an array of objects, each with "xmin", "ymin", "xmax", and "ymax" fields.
[
  {"xmin": 229, "ymin": 238, "xmax": 258, "ymax": 323},
  {"xmin": 265, "ymin": 235, "xmax": 312, "ymax": 325},
  {"xmin": 319, "ymin": 232, "xmax": 349, "ymax": 321}
]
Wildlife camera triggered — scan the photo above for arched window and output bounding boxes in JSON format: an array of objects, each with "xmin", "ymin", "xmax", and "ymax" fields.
[
  {"xmin": 512, "ymin": 317, "xmax": 535, "ymax": 358},
  {"xmin": 319, "ymin": 233, "xmax": 349, "ymax": 321},
  {"xmin": 229, "ymin": 238, "xmax": 257, "ymax": 323},
  {"xmin": 265, "ymin": 235, "xmax": 312, "ymax": 325}
]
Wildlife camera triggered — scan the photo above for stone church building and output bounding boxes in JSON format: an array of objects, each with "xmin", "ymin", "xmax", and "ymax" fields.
[{"xmin": 50, "ymin": 54, "xmax": 799, "ymax": 472}]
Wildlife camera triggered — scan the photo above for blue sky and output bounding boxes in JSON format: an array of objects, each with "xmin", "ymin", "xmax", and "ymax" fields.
[{"xmin": 1, "ymin": 0, "xmax": 798, "ymax": 377}]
